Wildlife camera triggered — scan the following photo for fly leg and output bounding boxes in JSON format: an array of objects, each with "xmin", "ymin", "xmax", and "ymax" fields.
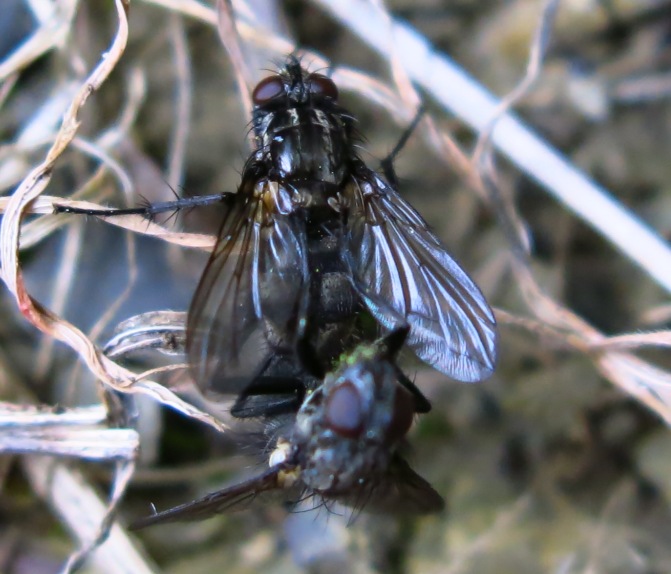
[
  {"xmin": 380, "ymin": 105, "xmax": 425, "ymax": 189},
  {"xmin": 53, "ymin": 191, "xmax": 236, "ymax": 218},
  {"xmin": 376, "ymin": 324, "xmax": 432, "ymax": 414},
  {"xmin": 396, "ymin": 369, "xmax": 432, "ymax": 414},
  {"xmin": 231, "ymin": 375, "xmax": 307, "ymax": 419},
  {"xmin": 231, "ymin": 349, "xmax": 313, "ymax": 419}
]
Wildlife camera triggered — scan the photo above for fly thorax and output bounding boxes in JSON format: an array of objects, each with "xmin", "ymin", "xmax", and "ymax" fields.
[
  {"xmin": 260, "ymin": 107, "xmax": 349, "ymax": 184},
  {"xmin": 292, "ymin": 361, "xmax": 401, "ymax": 495}
]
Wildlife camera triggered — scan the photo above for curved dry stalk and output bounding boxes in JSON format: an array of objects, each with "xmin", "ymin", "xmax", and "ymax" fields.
[{"xmin": 0, "ymin": 2, "xmax": 225, "ymax": 568}]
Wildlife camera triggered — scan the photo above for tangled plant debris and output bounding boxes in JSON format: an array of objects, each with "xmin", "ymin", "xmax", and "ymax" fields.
[{"xmin": 1, "ymin": 0, "xmax": 671, "ymax": 572}]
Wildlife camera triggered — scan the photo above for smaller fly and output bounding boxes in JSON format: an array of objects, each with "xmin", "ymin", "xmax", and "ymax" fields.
[{"xmin": 130, "ymin": 326, "xmax": 444, "ymax": 529}]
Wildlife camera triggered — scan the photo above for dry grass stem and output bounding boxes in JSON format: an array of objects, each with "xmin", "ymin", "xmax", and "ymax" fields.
[{"xmin": 313, "ymin": 0, "xmax": 671, "ymax": 294}]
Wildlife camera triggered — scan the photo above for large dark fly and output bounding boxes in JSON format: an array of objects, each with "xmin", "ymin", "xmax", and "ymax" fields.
[
  {"xmin": 56, "ymin": 56, "xmax": 497, "ymax": 404},
  {"xmin": 188, "ymin": 57, "xmax": 497, "ymax": 403},
  {"xmin": 130, "ymin": 326, "xmax": 444, "ymax": 528}
]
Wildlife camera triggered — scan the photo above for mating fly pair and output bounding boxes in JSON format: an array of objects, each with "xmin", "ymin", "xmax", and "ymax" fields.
[{"xmin": 57, "ymin": 56, "xmax": 497, "ymax": 522}]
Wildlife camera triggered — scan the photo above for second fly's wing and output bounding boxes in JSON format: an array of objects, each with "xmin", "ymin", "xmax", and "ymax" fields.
[
  {"xmin": 372, "ymin": 454, "xmax": 445, "ymax": 515},
  {"xmin": 343, "ymin": 454, "xmax": 445, "ymax": 516},
  {"xmin": 187, "ymin": 179, "xmax": 309, "ymax": 397},
  {"xmin": 345, "ymin": 171, "xmax": 497, "ymax": 383},
  {"xmin": 130, "ymin": 463, "xmax": 297, "ymax": 529}
]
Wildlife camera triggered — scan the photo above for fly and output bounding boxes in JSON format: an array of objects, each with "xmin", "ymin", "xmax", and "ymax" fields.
[
  {"xmin": 129, "ymin": 326, "xmax": 444, "ymax": 528},
  {"xmin": 56, "ymin": 56, "xmax": 498, "ymax": 404}
]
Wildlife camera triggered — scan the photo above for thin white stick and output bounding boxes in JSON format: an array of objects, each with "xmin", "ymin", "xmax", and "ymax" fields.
[
  {"xmin": 313, "ymin": 0, "xmax": 671, "ymax": 294},
  {"xmin": 24, "ymin": 458, "xmax": 156, "ymax": 574}
]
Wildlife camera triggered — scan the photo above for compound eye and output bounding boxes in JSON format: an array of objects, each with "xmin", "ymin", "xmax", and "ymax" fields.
[
  {"xmin": 325, "ymin": 381, "xmax": 363, "ymax": 438},
  {"xmin": 252, "ymin": 75, "xmax": 285, "ymax": 104},
  {"xmin": 308, "ymin": 73, "xmax": 338, "ymax": 100},
  {"xmin": 385, "ymin": 384, "xmax": 414, "ymax": 445}
]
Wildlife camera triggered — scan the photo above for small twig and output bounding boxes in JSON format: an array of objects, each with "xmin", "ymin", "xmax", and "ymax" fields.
[
  {"xmin": 217, "ymin": 0, "xmax": 255, "ymax": 147},
  {"xmin": 23, "ymin": 458, "xmax": 155, "ymax": 574},
  {"xmin": 312, "ymin": 0, "xmax": 671, "ymax": 295},
  {"xmin": 166, "ymin": 13, "xmax": 192, "ymax": 190}
]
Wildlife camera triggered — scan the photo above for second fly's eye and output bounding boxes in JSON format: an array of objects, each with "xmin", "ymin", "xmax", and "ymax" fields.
[
  {"xmin": 308, "ymin": 73, "xmax": 338, "ymax": 100},
  {"xmin": 252, "ymin": 75, "xmax": 285, "ymax": 104},
  {"xmin": 325, "ymin": 381, "xmax": 364, "ymax": 438}
]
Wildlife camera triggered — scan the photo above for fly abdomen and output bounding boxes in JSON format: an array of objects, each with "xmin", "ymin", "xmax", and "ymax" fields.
[
  {"xmin": 317, "ymin": 272, "xmax": 357, "ymax": 322},
  {"xmin": 306, "ymin": 229, "xmax": 359, "ymax": 333}
]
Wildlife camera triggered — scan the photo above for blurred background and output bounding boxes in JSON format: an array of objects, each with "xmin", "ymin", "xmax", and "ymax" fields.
[{"xmin": 1, "ymin": 0, "xmax": 671, "ymax": 572}]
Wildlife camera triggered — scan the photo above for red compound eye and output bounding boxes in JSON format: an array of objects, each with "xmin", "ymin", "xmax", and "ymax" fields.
[
  {"xmin": 385, "ymin": 384, "xmax": 414, "ymax": 445},
  {"xmin": 252, "ymin": 75, "xmax": 285, "ymax": 104},
  {"xmin": 308, "ymin": 73, "xmax": 338, "ymax": 100},
  {"xmin": 325, "ymin": 381, "xmax": 364, "ymax": 438}
]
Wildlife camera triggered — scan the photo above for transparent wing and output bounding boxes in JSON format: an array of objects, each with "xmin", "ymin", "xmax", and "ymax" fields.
[
  {"xmin": 371, "ymin": 454, "xmax": 446, "ymax": 514},
  {"xmin": 343, "ymin": 454, "xmax": 445, "ymax": 516},
  {"xmin": 187, "ymin": 181, "xmax": 308, "ymax": 396},
  {"xmin": 130, "ymin": 465, "xmax": 292, "ymax": 529},
  {"xmin": 345, "ymin": 172, "xmax": 497, "ymax": 382}
]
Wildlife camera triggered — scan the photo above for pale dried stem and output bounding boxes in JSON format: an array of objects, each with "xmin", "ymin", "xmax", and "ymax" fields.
[{"xmin": 166, "ymin": 14, "xmax": 192, "ymax": 190}]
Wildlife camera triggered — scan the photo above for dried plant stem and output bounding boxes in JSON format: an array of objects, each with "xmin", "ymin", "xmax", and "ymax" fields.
[
  {"xmin": 313, "ymin": 0, "xmax": 671, "ymax": 294},
  {"xmin": 24, "ymin": 458, "xmax": 156, "ymax": 574}
]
